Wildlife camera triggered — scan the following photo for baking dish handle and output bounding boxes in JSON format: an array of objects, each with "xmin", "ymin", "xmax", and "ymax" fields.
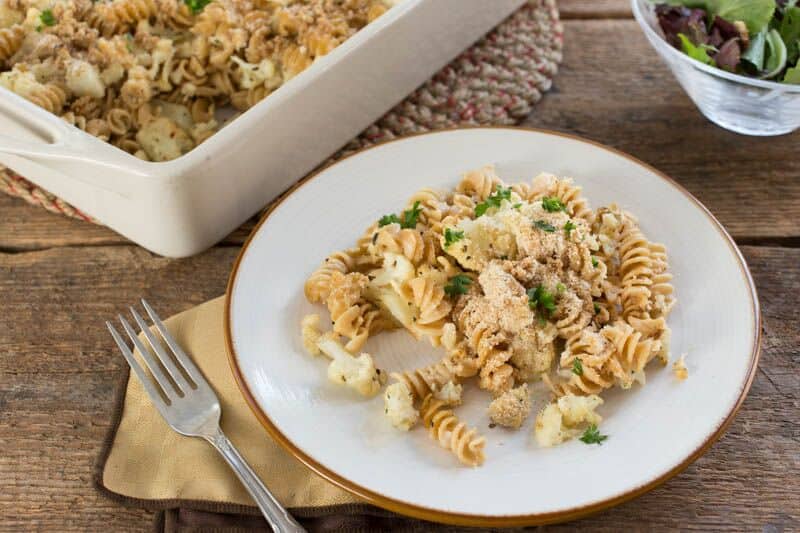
[
  {"xmin": 0, "ymin": 91, "xmax": 142, "ymax": 176},
  {"xmin": 0, "ymin": 130, "xmax": 140, "ymax": 175}
]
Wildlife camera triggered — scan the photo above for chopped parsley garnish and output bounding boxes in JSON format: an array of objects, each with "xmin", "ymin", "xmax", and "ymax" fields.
[
  {"xmin": 402, "ymin": 201, "xmax": 422, "ymax": 228},
  {"xmin": 474, "ymin": 186, "xmax": 512, "ymax": 217},
  {"xmin": 572, "ymin": 358, "xmax": 583, "ymax": 376},
  {"xmin": 591, "ymin": 256, "xmax": 599, "ymax": 268},
  {"xmin": 443, "ymin": 228, "xmax": 464, "ymax": 248},
  {"xmin": 556, "ymin": 282, "xmax": 566, "ymax": 293},
  {"xmin": 38, "ymin": 9, "xmax": 55, "ymax": 29},
  {"xmin": 579, "ymin": 424, "xmax": 608, "ymax": 445},
  {"xmin": 512, "ymin": 203, "xmax": 522, "ymax": 210},
  {"xmin": 533, "ymin": 220, "xmax": 556, "ymax": 233},
  {"xmin": 124, "ymin": 33, "xmax": 134, "ymax": 52},
  {"xmin": 378, "ymin": 213, "xmax": 400, "ymax": 226},
  {"xmin": 541, "ymin": 196, "xmax": 566, "ymax": 212},
  {"xmin": 564, "ymin": 220, "xmax": 576, "ymax": 235},
  {"xmin": 527, "ymin": 285, "xmax": 556, "ymax": 318},
  {"xmin": 378, "ymin": 201, "xmax": 422, "ymax": 229},
  {"xmin": 444, "ymin": 274, "xmax": 472, "ymax": 297},
  {"xmin": 184, "ymin": 0, "xmax": 212, "ymax": 14},
  {"xmin": 593, "ymin": 302, "xmax": 601, "ymax": 314}
]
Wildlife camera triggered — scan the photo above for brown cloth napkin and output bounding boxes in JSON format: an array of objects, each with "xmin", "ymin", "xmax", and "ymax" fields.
[{"xmin": 94, "ymin": 297, "xmax": 483, "ymax": 532}]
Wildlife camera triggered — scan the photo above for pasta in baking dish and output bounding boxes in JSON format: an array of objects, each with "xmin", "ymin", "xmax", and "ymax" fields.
[
  {"xmin": 301, "ymin": 165, "xmax": 677, "ymax": 466},
  {"xmin": 0, "ymin": 0, "xmax": 397, "ymax": 161}
]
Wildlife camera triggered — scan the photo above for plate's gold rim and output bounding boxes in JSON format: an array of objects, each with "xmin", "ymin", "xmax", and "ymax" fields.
[{"xmin": 223, "ymin": 126, "xmax": 761, "ymax": 527}]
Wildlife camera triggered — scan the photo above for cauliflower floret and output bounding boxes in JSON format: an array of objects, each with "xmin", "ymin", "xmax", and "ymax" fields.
[
  {"xmin": 300, "ymin": 314, "xmax": 322, "ymax": 356},
  {"xmin": 301, "ymin": 316, "xmax": 386, "ymax": 396},
  {"xmin": 557, "ymin": 394, "xmax": 603, "ymax": 427},
  {"xmin": 510, "ymin": 323, "xmax": 557, "ymax": 381},
  {"xmin": 368, "ymin": 252, "xmax": 414, "ymax": 288},
  {"xmin": 318, "ymin": 334, "xmax": 385, "ymax": 397},
  {"xmin": 65, "ymin": 59, "xmax": 105, "ymax": 99},
  {"xmin": 135, "ymin": 117, "xmax": 194, "ymax": 162},
  {"xmin": 0, "ymin": 67, "xmax": 41, "ymax": 99},
  {"xmin": 371, "ymin": 285, "xmax": 414, "ymax": 332},
  {"xmin": 673, "ymin": 353, "xmax": 688, "ymax": 380},
  {"xmin": 231, "ymin": 56, "xmax": 282, "ymax": 90},
  {"xmin": 433, "ymin": 380, "xmax": 462, "ymax": 406},
  {"xmin": 488, "ymin": 384, "xmax": 530, "ymax": 429},
  {"xmin": 445, "ymin": 207, "xmax": 518, "ymax": 271},
  {"xmin": 534, "ymin": 402, "xmax": 565, "ymax": 447},
  {"xmin": 440, "ymin": 322, "xmax": 458, "ymax": 350},
  {"xmin": 157, "ymin": 101, "xmax": 194, "ymax": 133},
  {"xmin": 534, "ymin": 393, "xmax": 603, "ymax": 447},
  {"xmin": 384, "ymin": 381, "xmax": 418, "ymax": 430},
  {"xmin": 596, "ymin": 209, "xmax": 623, "ymax": 257},
  {"xmin": 22, "ymin": 7, "xmax": 42, "ymax": 30}
]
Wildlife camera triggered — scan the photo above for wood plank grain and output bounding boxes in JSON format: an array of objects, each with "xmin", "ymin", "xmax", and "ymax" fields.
[
  {"xmin": 524, "ymin": 20, "xmax": 800, "ymax": 240},
  {"xmin": 0, "ymin": 244, "xmax": 797, "ymax": 530},
  {"xmin": 0, "ymin": 246, "xmax": 237, "ymax": 531},
  {"xmin": 0, "ymin": 192, "xmax": 257, "ymax": 251},
  {"xmin": 559, "ymin": 0, "xmax": 631, "ymax": 19}
]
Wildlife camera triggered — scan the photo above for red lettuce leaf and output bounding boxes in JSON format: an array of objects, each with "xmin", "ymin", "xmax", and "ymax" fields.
[
  {"xmin": 656, "ymin": 5, "xmax": 710, "ymax": 48},
  {"xmin": 714, "ymin": 38, "xmax": 742, "ymax": 71}
]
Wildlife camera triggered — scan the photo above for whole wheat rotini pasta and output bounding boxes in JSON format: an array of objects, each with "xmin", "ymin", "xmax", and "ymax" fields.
[
  {"xmin": 420, "ymin": 394, "xmax": 486, "ymax": 467},
  {"xmin": 300, "ymin": 165, "xmax": 677, "ymax": 465}
]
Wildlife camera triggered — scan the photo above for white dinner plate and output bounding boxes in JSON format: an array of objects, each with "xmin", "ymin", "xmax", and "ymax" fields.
[{"xmin": 224, "ymin": 128, "xmax": 760, "ymax": 526}]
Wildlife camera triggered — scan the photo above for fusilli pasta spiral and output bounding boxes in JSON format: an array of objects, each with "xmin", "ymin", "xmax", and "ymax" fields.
[
  {"xmin": 304, "ymin": 248, "xmax": 360, "ymax": 303},
  {"xmin": 421, "ymin": 394, "xmax": 486, "ymax": 467},
  {"xmin": 532, "ymin": 173, "xmax": 594, "ymax": 223},
  {"xmin": 0, "ymin": 25, "xmax": 24, "ymax": 64},
  {"xmin": 456, "ymin": 165, "xmax": 503, "ymax": 201},
  {"xmin": 390, "ymin": 357, "xmax": 460, "ymax": 401}
]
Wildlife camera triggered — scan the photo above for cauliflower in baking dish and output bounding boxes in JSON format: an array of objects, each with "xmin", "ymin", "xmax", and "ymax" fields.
[
  {"xmin": 534, "ymin": 394, "xmax": 603, "ymax": 447},
  {"xmin": 384, "ymin": 381, "xmax": 418, "ymax": 430}
]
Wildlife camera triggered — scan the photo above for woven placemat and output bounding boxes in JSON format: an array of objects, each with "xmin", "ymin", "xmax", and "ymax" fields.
[{"xmin": 0, "ymin": 0, "xmax": 562, "ymax": 228}]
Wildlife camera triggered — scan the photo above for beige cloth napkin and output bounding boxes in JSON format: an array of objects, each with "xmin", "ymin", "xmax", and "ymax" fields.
[{"xmin": 100, "ymin": 296, "xmax": 362, "ymax": 509}]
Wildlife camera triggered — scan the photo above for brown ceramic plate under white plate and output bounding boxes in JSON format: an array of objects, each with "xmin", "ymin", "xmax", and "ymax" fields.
[{"xmin": 224, "ymin": 127, "xmax": 760, "ymax": 527}]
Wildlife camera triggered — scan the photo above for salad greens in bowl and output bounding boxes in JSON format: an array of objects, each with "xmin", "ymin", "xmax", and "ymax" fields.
[
  {"xmin": 633, "ymin": 0, "xmax": 800, "ymax": 135},
  {"xmin": 655, "ymin": 0, "xmax": 799, "ymax": 83}
]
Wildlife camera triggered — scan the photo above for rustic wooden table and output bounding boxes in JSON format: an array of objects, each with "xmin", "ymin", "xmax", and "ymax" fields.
[{"xmin": 1, "ymin": 1, "xmax": 798, "ymax": 530}]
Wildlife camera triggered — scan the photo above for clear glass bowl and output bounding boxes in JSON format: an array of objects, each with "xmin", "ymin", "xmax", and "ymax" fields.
[{"xmin": 632, "ymin": 0, "xmax": 800, "ymax": 136}]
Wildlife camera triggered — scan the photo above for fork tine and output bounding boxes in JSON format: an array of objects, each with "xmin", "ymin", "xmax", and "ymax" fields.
[
  {"xmin": 141, "ymin": 299, "xmax": 204, "ymax": 387},
  {"xmin": 130, "ymin": 306, "xmax": 192, "ymax": 393},
  {"xmin": 107, "ymin": 322, "xmax": 169, "ymax": 408},
  {"xmin": 118, "ymin": 314, "xmax": 178, "ymax": 399}
]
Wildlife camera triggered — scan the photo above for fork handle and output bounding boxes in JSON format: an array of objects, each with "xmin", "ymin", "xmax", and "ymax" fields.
[{"xmin": 205, "ymin": 428, "xmax": 306, "ymax": 533}]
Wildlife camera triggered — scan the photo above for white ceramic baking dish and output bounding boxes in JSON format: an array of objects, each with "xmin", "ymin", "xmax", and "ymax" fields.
[{"xmin": 0, "ymin": 0, "xmax": 525, "ymax": 257}]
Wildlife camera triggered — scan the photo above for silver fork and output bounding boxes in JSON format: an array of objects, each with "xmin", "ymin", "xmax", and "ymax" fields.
[{"xmin": 107, "ymin": 299, "xmax": 305, "ymax": 533}]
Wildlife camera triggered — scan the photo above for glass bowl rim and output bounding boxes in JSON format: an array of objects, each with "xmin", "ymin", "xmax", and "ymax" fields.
[{"xmin": 631, "ymin": 0, "xmax": 800, "ymax": 93}]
